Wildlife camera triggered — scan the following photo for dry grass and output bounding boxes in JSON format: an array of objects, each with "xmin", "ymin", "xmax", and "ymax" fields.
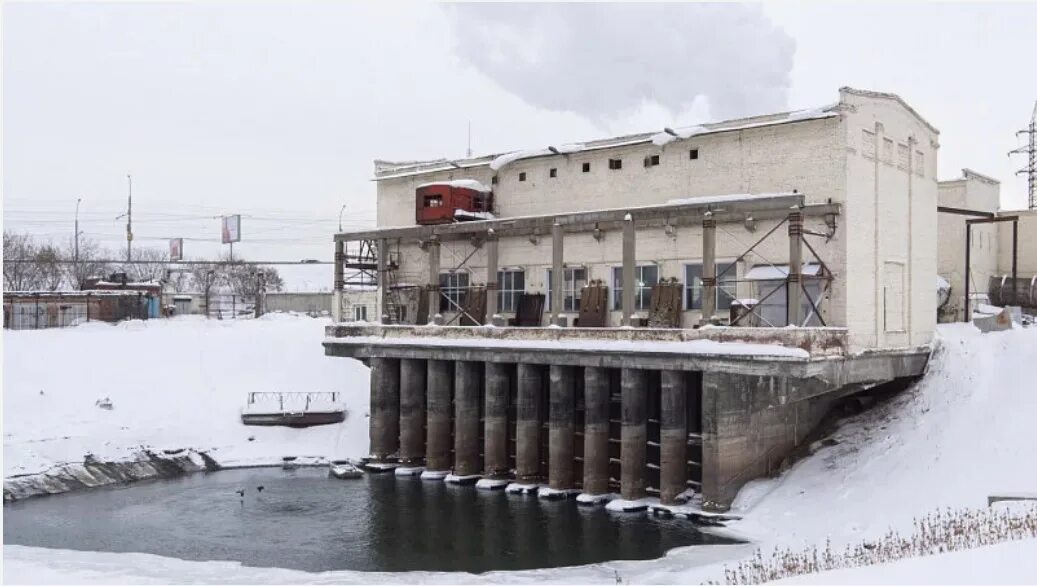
[{"xmin": 711, "ymin": 504, "xmax": 1037, "ymax": 584}]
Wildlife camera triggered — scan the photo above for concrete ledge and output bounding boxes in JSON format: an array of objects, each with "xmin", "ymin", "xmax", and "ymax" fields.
[
  {"xmin": 505, "ymin": 482, "xmax": 541, "ymax": 495},
  {"xmin": 327, "ymin": 323, "xmax": 849, "ymax": 358},
  {"xmin": 419, "ymin": 469, "xmax": 449, "ymax": 481},
  {"xmin": 444, "ymin": 473, "xmax": 481, "ymax": 486},
  {"xmin": 475, "ymin": 478, "xmax": 510, "ymax": 490},
  {"xmin": 393, "ymin": 466, "xmax": 425, "ymax": 477}
]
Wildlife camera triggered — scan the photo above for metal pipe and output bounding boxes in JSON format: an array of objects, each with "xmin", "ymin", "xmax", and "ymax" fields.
[
  {"xmin": 788, "ymin": 208, "xmax": 803, "ymax": 326},
  {"xmin": 485, "ymin": 230, "xmax": 499, "ymax": 321},
  {"xmin": 965, "ymin": 224, "xmax": 972, "ymax": 321}
]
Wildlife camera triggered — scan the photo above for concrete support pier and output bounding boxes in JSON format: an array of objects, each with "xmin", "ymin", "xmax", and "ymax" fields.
[
  {"xmin": 659, "ymin": 370, "xmax": 688, "ymax": 505},
  {"xmin": 580, "ymin": 366, "xmax": 610, "ymax": 504},
  {"xmin": 620, "ymin": 368, "xmax": 647, "ymax": 504},
  {"xmin": 482, "ymin": 362, "xmax": 510, "ymax": 485},
  {"xmin": 514, "ymin": 363, "xmax": 543, "ymax": 487},
  {"xmin": 368, "ymin": 357, "xmax": 400, "ymax": 468},
  {"xmin": 450, "ymin": 360, "xmax": 482, "ymax": 483},
  {"xmin": 398, "ymin": 359, "xmax": 426, "ymax": 473},
  {"xmin": 544, "ymin": 365, "xmax": 575, "ymax": 498},
  {"xmin": 422, "ymin": 359, "xmax": 453, "ymax": 479}
]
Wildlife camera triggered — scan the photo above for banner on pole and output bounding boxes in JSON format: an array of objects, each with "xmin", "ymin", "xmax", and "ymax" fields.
[
  {"xmin": 169, "ymin": 238, "xmax": 184, "ymax": 261},
  {"xmin": 222, "ymin": 215, "xmax": 241, "ymax": 244}
]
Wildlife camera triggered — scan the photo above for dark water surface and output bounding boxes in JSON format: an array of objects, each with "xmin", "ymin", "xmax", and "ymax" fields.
[{"xmin": 3, "ymin": 468, "xmax": 734, "ymax": 573}]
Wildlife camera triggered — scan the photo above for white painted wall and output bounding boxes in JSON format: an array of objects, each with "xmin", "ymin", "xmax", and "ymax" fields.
[
  {"xmin": 936, "ymin": 171, "xmax": 1001, "ymax": 321},
  {"xmin": 372, "ymin": 88, "xmax": 941, "ymax": 352}
]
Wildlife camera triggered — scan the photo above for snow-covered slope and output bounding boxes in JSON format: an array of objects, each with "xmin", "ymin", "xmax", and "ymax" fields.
[
  {"xmin": 3, "ymin": 315, "xmax": 370, "ymax": 482},
  {"xmin": 4, "ymin": 321, "xmax": 1036, "ymax": 583}
]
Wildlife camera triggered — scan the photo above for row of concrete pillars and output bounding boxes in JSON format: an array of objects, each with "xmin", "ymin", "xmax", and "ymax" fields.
[{"xmin": 368, "ymin": 357, "xmax": 702, "ymax": 506}]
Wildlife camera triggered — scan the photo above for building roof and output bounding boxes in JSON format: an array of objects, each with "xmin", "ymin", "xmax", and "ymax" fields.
[{"xmin": 373, "ymin": 103, "xmax": 842, "ymax": 181}]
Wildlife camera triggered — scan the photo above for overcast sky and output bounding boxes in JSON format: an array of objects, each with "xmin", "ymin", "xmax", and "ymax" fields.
[{"xmin": 4, "ymin": 2, "xmax": 1035, "ymax": 289}]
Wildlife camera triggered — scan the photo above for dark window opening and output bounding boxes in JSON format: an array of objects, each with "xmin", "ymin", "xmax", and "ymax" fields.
[
  {"xmin": 519, "ymin": 172, "xmax": 527, "ymax": 182},
  {"xmin": 582, "ymin": 162, "xmax": 591, "ymax": 173},
  {"xmin": 689, "ymin": 149, "xmax": 699, "ymax": 160},
  {"xmin": 424, "ymin": 195, "xmax": 443, "ymax": 208},
  {"xmin": 491, "ymin": 175, "xmax": 499, "ymax": 185},
  {"xmin": 608, "ymin": 158, "xmax": 623, "ymax": 170},
  {"xmin": 549, "ymin": 168, "xmax": 557, "ymax": 178},
  {"xmin": 644, "ymin": 154, "xmax": 660, "ymax": 167}
]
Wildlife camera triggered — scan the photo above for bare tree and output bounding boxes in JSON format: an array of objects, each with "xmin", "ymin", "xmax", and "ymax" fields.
[
  {"xmin": 120, "ymin": 247, "xmax": 169, "ymax": 282},
  {"xmin": 3, "ymin": 231, "xmax": 39, "ymax": 290},
  {"xmin": 187, "ymin": 262, "xmax": 224, "ymax": 318},
  {"xmin": 34, "ymin": 244, "xmax": 65, "ymax": 291},
  {"xmin": 223, "ymin": 261, "xmax": 285, "ymax": 298},
  {"xmin": 63, "ymin": 236, "xmax": 113, "ymax": 290}
]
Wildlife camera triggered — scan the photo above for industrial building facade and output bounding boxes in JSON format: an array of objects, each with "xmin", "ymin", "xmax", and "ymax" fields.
[{"xmin": 363, "ymin": 87, "xmax": 939, "ymax": 352}]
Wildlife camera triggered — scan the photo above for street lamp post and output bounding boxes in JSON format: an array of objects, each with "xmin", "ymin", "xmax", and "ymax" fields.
[
  {"xmin": 75, "ymin": 198, "xmax": 82, "ymax": 289},
  {"xmin": 338, "ymin": 204, "xmax": 347, "ymax": 232}
]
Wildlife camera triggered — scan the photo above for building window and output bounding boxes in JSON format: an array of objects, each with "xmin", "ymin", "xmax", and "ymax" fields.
[
  {"xmin": 915, "ymin": 151, "xmax": 924, "ymax": 176},
  {"xmin": 644, "ymin": 154, "xmax": 660, "ymax": 167},
  {"xmin": 353, "ymin": 305, "xmax": 368, "ymax": 322},
  {"xmin": 684, "ymin": 263, "xmax": 737, "ymax": 311},
  {"xmin": 612, "ymin": 265, "xmax": 659, "ymax": 311},
  {"xmin": 438, "ymin": 271, "xmax": 470, "ymax": 313},
  {"xmin": 582, "ymin": 162, "xmax": 591, "ymax": 173},
  {"xmin": 689, "ymin": 149, "xmax": 699, "ymax": 160},
  {"xmin": 519, "ymin": 172, "xmax": 527, "ymax": 182},
  {"xmin": 897, "ymin": 143, "xmax": 909, "ymax": 168},
  {"xmin": 609, "ymin": 158, "xmax": 622, "ymax": 170},
  {"xmin": 549, "ymin": 168, "xmax": 557, "ymax": 178},
  {"xmin": 497, "ymin": 269, "xmax": 525, "ymax": 313},
  {"xmin": 491, "ymin": 175, "xmax": 499, "ymax": 185},
  {"xmin": 862, "ymin": 129, "xmax": 876, "ymax": 158},
  {"xmin": 882, "ymin": 138, "xmax": 894, "ymax": 163},
  {"xmin": 546, "ymin": 267, "xmax": 588, "ymax": 312},
  {"xmin": 424, "ymin": 195, "xmax": 443, "ymax": 208}
]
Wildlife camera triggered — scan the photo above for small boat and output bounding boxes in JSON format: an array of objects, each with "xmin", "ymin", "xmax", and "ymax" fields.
[{"xmin": 329, "ymin": 460, "xmax": 363, "ymax": 479}]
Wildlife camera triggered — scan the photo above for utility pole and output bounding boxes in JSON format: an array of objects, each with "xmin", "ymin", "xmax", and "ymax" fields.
[
  {"xmin": 126, "ymin": 174, "xmax": 133, "ymax": 261},
  {"xmin": 466, "ymin": 120, "xmax": 472, "ymax": 158},
  {"xmin": 339, "ymin": 204, "xmax": 347, "ymax": 232},
  {"xmin": 74, "ymin": 198, "xmax": 82, "ymax": 288},
  {"xmin": 1009, "ymin": 100, "xmax": 1037, "ymax": 210}
]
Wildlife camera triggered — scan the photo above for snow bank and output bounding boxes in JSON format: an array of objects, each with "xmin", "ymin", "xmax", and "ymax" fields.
[
  {"xmin": 3, "ymin": 315, "xmax": 370, "ymax": 491},
  {"xmin": 416, "ymin": 179, "xmax": 491, "ymax": 192}
]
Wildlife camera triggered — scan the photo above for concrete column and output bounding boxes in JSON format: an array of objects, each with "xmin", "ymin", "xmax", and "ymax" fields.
[
  {"xmin": 659, "ymin": 370, "xmax": 687, "ymax": 505},
  {"xmin": 368, "ymin": 357, "xmax": 400, "ymax": 462},
  {"xmin": 399, "ymin": 359, "xmax": 427, "ymax": 467},
  {"xmin": 515, "ymin": 363, "xmax": 543, "ymax": 483},
  {"xmin": 427, "ymin": 236, "xmax": 441, "ymax": 323},
  {"xmin": 788, "ymin": 208, "xmax": 803, "ymax": 326},
  {"xmin": 582, "ymin": 366, "xmax": 610, "ymax": 497},
  {"xmin": 552, "ymin": 222, "xmax": 564, "ymax": 326},
  {"xmin": 547, "ymin": 365, "xmax": 575, "ymax": 492},
  {"xmin": 622, "ymin": 214, "xmax": 636, "ymax": 326},
  {"xmin": 485, "ymin": 230, "xmax": 499, "ymax": 321},
  {"xmin": 484, "ymin": 362, "xmax": 509, "ymax": 479},
  {"xmin": 453, "ymin": 361, "xmax": 482, "ymax": 478},
  {"xmin": 620, "ymin": 368, "xmax": 647, "ymax": 501},
  {"xmin": 333, "ymin": 240, "xmax": 344, "ymax": 322},
  {"xmin": 701, "ymin": 212, "xmax": 717, "ymax": 324},
  {"xmin": 424, "ymin": 360, "xmax": 453, "ymax": 475},
  {"xmin": 377, "ymin": 238, "xmax": 389, "ymax": 323}
]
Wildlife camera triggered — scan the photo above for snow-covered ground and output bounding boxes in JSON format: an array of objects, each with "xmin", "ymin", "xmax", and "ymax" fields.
[
  {"xmin": 4, "ymin": 318, "xmax": 1037, "ymax": 583},
  {"xmin": 3, "ymin": 314, "xmax": 369, "ymax": 480}
]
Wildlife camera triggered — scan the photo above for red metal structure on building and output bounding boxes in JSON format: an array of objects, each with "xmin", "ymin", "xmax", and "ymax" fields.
[{"xmin": 415, "ymin": 181, "xmax": 493, "ymax": 225}]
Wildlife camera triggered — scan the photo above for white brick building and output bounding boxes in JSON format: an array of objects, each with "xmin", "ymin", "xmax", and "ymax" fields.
[{"xmin": 355, "ymin": 87, "xmax": 940, "ymax": 352}]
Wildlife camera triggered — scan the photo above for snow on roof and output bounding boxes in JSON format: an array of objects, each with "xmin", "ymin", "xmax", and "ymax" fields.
[
  {"xmin": 453, "ymin": 209, "xmax": 496, "ymax": 221},
  {"xmin": 490, "ymin": 143, "xmax": 586, "ymax": 171},
  {"xmin": 375, "ymin": 103, "xmax": 841, "ymax": 181},
  {"xmin": 744, "ymin": 263, "xmax": 822, "ymax": 281},
  {"xmin": 416, "ymin": 179, "xmax": 491, "ymax": 192}
]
